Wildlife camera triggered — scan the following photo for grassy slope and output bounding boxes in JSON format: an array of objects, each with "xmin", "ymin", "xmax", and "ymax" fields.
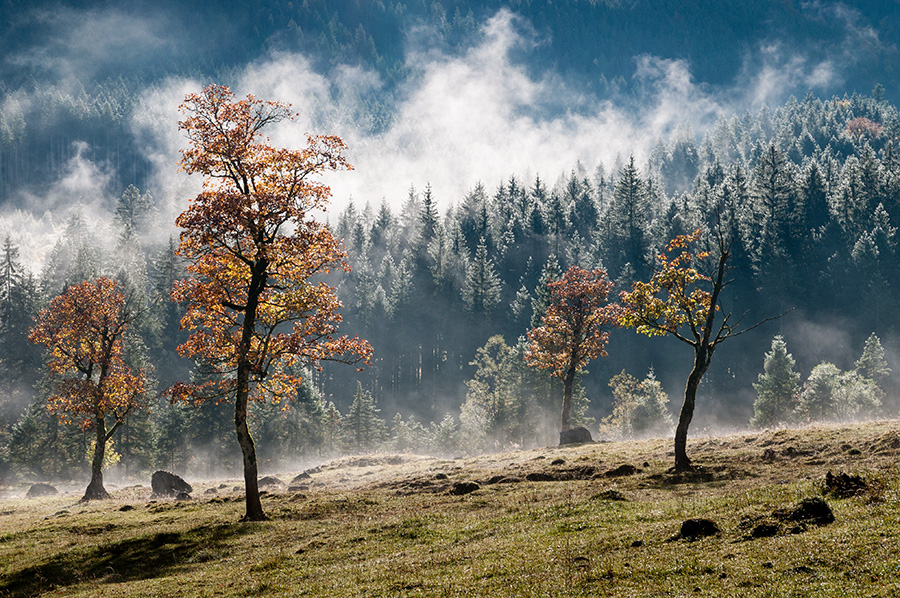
[{"xmin": 3, "ymin": 421, "xmax": 900, "ymax": 597}]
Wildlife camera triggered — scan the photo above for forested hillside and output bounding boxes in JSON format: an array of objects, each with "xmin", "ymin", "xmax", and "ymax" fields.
[{"xmin": 0, "ymin": 1, "xmax": 899, "ymax": 485}]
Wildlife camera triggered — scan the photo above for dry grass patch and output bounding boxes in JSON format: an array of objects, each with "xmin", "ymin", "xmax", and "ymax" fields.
[{"xmin": 3, "ymin": 421, "xmax": 900, "ymax": 596}]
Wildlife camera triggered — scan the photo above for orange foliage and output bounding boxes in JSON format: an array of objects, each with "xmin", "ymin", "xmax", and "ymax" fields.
[
  {"xmin": 525, "ymin": 266, "xmax": 621, "ymax": 378},
  {"xmin": 846, "ymin": 117, "xmax": 883, "ymax": 142},
  {"xmin": 169, "ymin": 85, "xmax": 372, "ymax": 405},
  {"xmin": 28, "ymin": 277, "xmax": 145, "ymax": 429}
]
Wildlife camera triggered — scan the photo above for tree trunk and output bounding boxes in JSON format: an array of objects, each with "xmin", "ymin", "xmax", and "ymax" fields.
[
  {"xmin": 235, "ymin": 260, "xmax": 268, "ymax": 522},
  {"xmin": 560, "ymin": 365, "xmax": 576, "ymax": 432},
  {"xmin": 81, "ymin": 416, "xmax": 110, "ymax": 501},
  {"xmin": 674, "ymin": 350, "xmax": 709, "ymax": 472},
  {"xmin": 235, "ymin": 383, "xmax": 266, "ymax": 521}
]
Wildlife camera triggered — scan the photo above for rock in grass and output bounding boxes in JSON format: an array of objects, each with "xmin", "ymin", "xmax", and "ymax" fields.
[
  {"xmin": 26, "ymin": 482, "xmax": 58, "ymax": 498},
  {"xmin": 151, "ymin": 471, "xmax": 192, "ymax": 498},
  {"xmin": 559, "ymin": 426, "xmax": 593, "ymax": 445},
  {"xmin": 258, "ymin": 476, "xmax": 283, "ymax": 487}
]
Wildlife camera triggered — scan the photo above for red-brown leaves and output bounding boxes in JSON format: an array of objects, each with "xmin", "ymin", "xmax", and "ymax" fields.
[
  {"xmin": 525, "ymin": 266, "xmax": 621, "ymax": 378},
  {"xmin": 28, "ymin": 277, "xmax": 146, "ymax": 429},
  {"xmin": 170, "ymin": 84, "xmax": 372, "ymax": 405}
]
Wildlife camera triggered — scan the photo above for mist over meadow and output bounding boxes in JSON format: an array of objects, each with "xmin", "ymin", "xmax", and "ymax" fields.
[{"xmin": 0, "ymin": 0, "xmax": 899, "ymax": 484}]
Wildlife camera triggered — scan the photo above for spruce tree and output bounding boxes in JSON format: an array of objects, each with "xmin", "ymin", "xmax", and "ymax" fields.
[
  {"xmin": 855, "ymin": 333, "xmax": 891, "ymax": 384},
  {"xmin": 461, "ymin": 238, "xmax": 502, "ymax": 315},
  {"xmin": 343, "ymin": 382, "xmax": 385, "ymax": 453},
  {"xmin": 750, "ymin": 336, "xmax": 800, "ymax": 428}
]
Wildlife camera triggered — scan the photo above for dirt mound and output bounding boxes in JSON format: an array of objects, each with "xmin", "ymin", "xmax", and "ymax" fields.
[
  {"xmin": 743, "ymin": 496, "xmax": 835, "ymax": 539},
  {"xmin": 774, "ymin": 496, "xmax": 834, "ymax": 525},
  {"xmin": 603, "ymin": 464, "xmax": 638, "ymax": 477},
  {"xmin": 672, "ymin": 518, "xmax": 719, "ymax": 541},
  {"xmin": 448, "ymin": 481, "xmax": 480, "ymax": 495},
  {"xmin": 824, "ymin": 470, "xmax": 870, "ymax": 498}
]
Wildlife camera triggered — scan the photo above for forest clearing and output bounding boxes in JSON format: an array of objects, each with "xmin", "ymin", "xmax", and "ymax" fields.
[{"xmin": 3, "ymin": 420, "xmax": 900, "ymax": 597}]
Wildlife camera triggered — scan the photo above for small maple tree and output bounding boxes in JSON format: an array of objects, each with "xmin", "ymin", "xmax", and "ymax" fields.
[
  {"xmin": 525, "ymin": 266, "xmax": 621, "ymax": 438},
  {"xmin": 170, "ymin": 85, "xmax": 372, "ymax": 521},
  {"xmin": 620, "ymin": 229, "xmax": 776, "ymax": 471},
  {"xmin": 28, "ymin": 277, "xmax": 146, "ymax": 501}
]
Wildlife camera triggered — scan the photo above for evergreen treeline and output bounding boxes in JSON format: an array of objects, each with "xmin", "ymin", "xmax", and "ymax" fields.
[
  {"xmin": 325, "ymin": 91, "xmax": 900, "ymax": 422},
  {"xmin": 1, "ymin": 90, "xmax": 899, "ymax": 486}
]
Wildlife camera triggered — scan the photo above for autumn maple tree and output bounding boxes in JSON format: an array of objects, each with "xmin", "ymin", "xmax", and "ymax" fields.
[
  {"xmin": 28, "ymin": 277, "xmax": 146, "ymax": 501},
  {"xmin": 620, "ymin": 229, "xmax": 775, "ymax": 471},
  {"xmin": 525, "ymin": 266, "xmax": 621, "ymax": 440},
  {"xmin": 170, "ymin": 85, "xmax": 372, "ymax": 521}
]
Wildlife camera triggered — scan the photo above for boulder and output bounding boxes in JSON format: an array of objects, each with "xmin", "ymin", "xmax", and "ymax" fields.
[
  {"xmin": 26, "ymin": 482, "xmax": 58, "ymax": 498},
  {"xmin": 559, "ymin": 426, "xmax": 593, "ymax": 445},
  {"xmin": 258, "ymin": 476, "xmax": 283, "ymax": 487},
  {"xmin": 151, "ymin": 471, "xmax": 192, "ymax": 498}
]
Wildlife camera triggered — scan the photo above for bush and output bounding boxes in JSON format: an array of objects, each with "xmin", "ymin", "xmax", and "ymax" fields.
[{"xmin": 603, "ymin": 369, "xmax": 672, "ymax": 439}]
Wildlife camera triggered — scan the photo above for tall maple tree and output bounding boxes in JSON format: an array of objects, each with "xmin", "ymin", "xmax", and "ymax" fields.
[
  {"xmin": 619, "ymin": 229, "xmax": 776, "ymax": 471},
  {"xmin": 170, "ymin": 85, "xmax": 372, "ymax": 521},
  {"xmin": 28, "ymin": 277, "xmax": 146, "ymax": 501},
  {"xmin": 525, "ymin": 266, "xmax": 621, "ymax": 439}
]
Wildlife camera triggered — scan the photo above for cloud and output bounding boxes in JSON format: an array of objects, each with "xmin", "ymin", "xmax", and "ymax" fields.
[
  {"xmin": 7, "ymin": 6, "xmax": 176, "ymax": 85},
  {"xmin": 233, "ymin": 10, "xmax": 670, "ymax": 211},
  {"xmin": 739, "ymin": 42, "xmax": 838, "ymax": 107},
  {"xmin": 129, "ymin": 77, "xmax": 204, "ymax": 229},
  {"xmin": 0, "ymin": 142, "xmax": 117, "ymax": 269}
]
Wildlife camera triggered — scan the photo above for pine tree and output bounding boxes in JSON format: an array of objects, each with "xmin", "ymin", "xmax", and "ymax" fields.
[
  {"xmin": 115, "ymin": 185, "xmax": 155, "ymax": 235},
  {"xmin": 604, "ymin": 369, "xmax": 672, "ymax": 439},
  {"xmin": 603, "ymin": 155, "xmax": 651, "ymax": 280},
  {"xmin": 460, "ymin": 335, "xmax": 514, "ymax": 451}
]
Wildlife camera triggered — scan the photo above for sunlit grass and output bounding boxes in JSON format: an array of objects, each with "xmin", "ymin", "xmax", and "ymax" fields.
[{"xmin": 3, "ymin": 420, "xmax": 900, "ymax": 596}]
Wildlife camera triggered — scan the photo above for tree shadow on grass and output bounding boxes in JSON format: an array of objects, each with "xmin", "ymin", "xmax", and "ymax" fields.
[{"xmin": 0, "ymin": 522, "xmax": 255, "ymax": 597}]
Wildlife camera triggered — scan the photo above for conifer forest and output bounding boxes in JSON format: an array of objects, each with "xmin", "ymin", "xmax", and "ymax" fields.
[{"xmin": 1, "ymin": 0, "xmax": 899, "ymax": 486}]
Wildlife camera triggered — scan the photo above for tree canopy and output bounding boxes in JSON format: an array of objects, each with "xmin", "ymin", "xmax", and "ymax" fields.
[{"xmin": 169, "ymin": 85, "xmax": 371, "ymax": 520}]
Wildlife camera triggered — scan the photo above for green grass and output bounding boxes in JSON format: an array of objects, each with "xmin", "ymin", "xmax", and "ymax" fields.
[{"xmin": 4, "ymin": 421, "xmax": 900, "ymax": 596}]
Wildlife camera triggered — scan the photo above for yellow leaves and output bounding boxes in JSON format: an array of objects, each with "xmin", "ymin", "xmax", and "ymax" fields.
[{"xmin": 620, "ymin": 231, "xmax": 717, "ymax": 341}]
